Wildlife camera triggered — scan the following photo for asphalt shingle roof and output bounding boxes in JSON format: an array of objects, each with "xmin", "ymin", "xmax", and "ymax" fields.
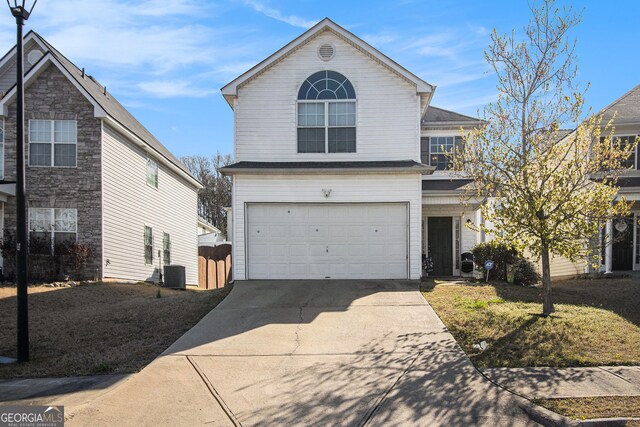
[
  {"xmin": 422, "ymin": 179, "xmax": 473, "ymax": 191},
  {"xmin": 422, "ymin": 106, "xmax": 484, "ymax": 126},
  {"xmin": 598, "ymin": 84, "xmax": 640, "ymax": 125},
  {"xmin": 221, "ymin": 160, "xmax": 430, "ymax": 172}
]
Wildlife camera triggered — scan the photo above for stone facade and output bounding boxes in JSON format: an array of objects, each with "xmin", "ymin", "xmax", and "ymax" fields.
[{"xmin": 3, "ymin": 63, "xmax": 103, "ymax": 280}]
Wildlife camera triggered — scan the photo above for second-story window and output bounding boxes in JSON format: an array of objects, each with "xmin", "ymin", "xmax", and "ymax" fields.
[
  {"xmin": 601, "ymin": 135, "xmax": 638, "ymax": 169},
  {"xmin": 421, "ymin": 136, "xmax": 463, "ymax": 171},
  {"xmin": 147, "ymin": 157, "xmax": 158, "ymax": 188},
  {"xmin": 29, "ymin": 120, "xmax": 77, "ymax": 167},
  {"xmin": 297, "ymin": 71, "xmax": 356, "ymax": 153}
]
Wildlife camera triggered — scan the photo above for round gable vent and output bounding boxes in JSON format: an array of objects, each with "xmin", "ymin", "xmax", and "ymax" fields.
[
  {"xmin": 27, "ymin": 49, "xmax": 43, "ymax": 66},
  {"xmin": 318, "ymin": 43, "xmax": 335, "ymax": 61}
]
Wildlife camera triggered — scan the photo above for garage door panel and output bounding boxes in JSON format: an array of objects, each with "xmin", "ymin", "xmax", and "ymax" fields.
[{"xmin": 247, "ymin": 203, "xmax": 408, "ymax": 280}]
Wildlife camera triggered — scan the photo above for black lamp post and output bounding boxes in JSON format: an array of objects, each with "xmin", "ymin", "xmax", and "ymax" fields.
[{"xmin": 7, "ymin": 0, "xmax": 37, "ymax": 363}]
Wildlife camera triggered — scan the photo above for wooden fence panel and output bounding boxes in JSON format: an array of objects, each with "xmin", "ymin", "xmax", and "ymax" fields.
[{"xmin": 198, "ymin": 244, "xmax": 232, "ymax": 289}]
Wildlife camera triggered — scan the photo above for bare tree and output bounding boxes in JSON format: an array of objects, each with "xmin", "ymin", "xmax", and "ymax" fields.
[
  {"xmin": 451, "ymin": 0, "xmax": 634, "ymax": 315},
  {"xmin": 181, "ymin": 152, "xmax": 233, "ymax": 236}
]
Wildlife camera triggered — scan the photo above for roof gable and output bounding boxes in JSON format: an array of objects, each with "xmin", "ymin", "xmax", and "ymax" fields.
[
  {"xmin": 220, "ymin": 18, "xmax": 434, "ymax": 108},
  {"xmin": 0, "ymin": 31, "xmax": 200, "ymax": 187}
]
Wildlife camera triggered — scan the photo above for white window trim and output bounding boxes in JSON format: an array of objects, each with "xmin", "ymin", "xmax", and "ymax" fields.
[
  {"xmin": 429, "ymin": 136, "xmax": 457, "ymax": 171},
  {"xmin": 144, "ymin": 225, "xmax": 154, "ymax": 265},
  {"xmin": 610, "ymin": 134, "xmax": 639, "ymax": 170},
  {"xmin": 163, "ymin": 232, "xmax": 171, "ymax": 266},
  {"xmin": 28, "ymin": 119, "xmax": 78, "ymax": 168},
  {"xmin": 28, "ymin": 207, "xmax": 78, "ymax": 253},
  {"xmin": 146, "ymin": 157, "xmax": 159, "ymax": 189},
  {"xmin": 296, "ymin": 99, "xmax": 357, "ymax": 153}
]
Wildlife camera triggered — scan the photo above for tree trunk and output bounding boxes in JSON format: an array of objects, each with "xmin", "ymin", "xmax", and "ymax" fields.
[{"xmin": 541, "ymin": 241, "xmax": 555, "ymax": 316}]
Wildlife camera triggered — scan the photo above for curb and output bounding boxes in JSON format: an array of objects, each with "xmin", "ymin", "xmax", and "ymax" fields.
[
  {"xmin": 520, "ymin": 402, "xmax": 640, "ymax": 427},
  {"xmin": 519, "ymin": 401, "xmax": 577, "ymax": 427},
  {"xmin": 578, "ymin": 418, "xmax": 640, "ymax": 427}
]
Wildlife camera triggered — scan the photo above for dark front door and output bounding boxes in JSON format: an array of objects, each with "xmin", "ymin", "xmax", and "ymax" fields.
[
  {"xmin": 612, "ymin": 216, "xmax": 634, "ymax": 271},
  {"xmin": 428, "ymin": 217, "xmax": 453, "ymax": 276}
]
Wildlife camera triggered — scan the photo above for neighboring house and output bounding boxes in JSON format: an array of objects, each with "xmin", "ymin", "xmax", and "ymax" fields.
[
  {"xmin": 197, "ymin": 216, "xmax": 225, "ymax": 246},
  {"xmin": 420, "ymin": 107, "xmax": 485, "ymax": 276},
  {"xmin": 220, "ymin": 17, "xmax": 496, "ymax": 280},
  {"xmin": 589, "ymin": 84, "xmax": 640, "ymax": 274},
  {"xmin": 0, "ymin": 32, "xmax": 201, "ymax": 284}
]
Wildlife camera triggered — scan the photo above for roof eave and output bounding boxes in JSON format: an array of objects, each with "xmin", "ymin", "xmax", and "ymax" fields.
[{"xmin": 220, "ymin": 165, "xmax": 436, "ymax": 176}]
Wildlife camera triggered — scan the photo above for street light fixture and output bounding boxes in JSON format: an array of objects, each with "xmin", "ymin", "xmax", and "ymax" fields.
[{"xmin": 7, "ymin": 0, "xmax": 37, "ymax": 363}]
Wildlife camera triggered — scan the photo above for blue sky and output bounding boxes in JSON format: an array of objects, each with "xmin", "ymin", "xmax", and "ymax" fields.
[{"xmin": 0, "ymin": 0, "xmax": 637, "ymax": 158}]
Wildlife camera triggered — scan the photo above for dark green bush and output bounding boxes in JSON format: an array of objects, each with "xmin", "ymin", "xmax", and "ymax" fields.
[
  {"xmin": 472, "ymin": 241, "xmax": 518, "ymax": 280},
  {"xmin": 513, "ymin": 257, "xmax": 539, "ymax": 286}
]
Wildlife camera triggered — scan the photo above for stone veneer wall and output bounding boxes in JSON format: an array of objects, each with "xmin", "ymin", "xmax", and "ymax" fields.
[{"xmin": 3, "ymin": 63, "xmax": 103, "ymax": 280}]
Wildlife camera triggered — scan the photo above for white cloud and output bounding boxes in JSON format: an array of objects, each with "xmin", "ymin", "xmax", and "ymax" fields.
[
  {"xmin": 138, "ymin": 80, "xmax": 215, "ymax": 98},
  {"xmin": 242, "ymin": 0, "xmax": 317, "ymax": 29}
]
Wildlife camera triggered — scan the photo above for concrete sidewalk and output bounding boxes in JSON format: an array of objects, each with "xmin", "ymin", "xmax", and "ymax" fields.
[
  {"xmin": 482, "ymin": 366, "xmax": 640, "ymax": 399},
  {"xmin": 0, "ymin": 374, "xmax": 130, "ymax": 410}
]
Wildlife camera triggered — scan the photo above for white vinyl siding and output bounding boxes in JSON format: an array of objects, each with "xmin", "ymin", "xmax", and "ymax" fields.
[
  {"xmin": 234, "ymin": 33, "xmax": 420, "ymax": 162},
  {"xmin": 232, "ymin": 173, "xmax": 422, "ymax": 280},
  {"xmin": 102, "ymin": 124, "xmax": 198, "ymax": 284}
]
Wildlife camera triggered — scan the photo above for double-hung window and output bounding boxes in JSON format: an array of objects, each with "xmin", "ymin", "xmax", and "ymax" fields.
[
  {"xmin": 297, "ymin": 71, "xmax": 356, "ymax": 153},
  {"xmin": 28, "ymin": 208, "xmax": 77, "ymax": 254},
  {"xmin": 144, "ymin": 226, "xmax": 153, "ymax": 264},
  {"xmin": 163, "ymin": 233, "xmax": 171, "ymax": 266},
  {"xmin": 421, "ymin": 136, "xmax": 463, "ymax": 171},
  {"xmin": 601, "ymin": 135, "xmax": 638, "ymax": 169},
  {"xmin": 147, "ymin": 157, "xmax": 158, "ymax": 188},
  {"xmin": 29, "ymin": 120, "xmax": 77, "ymax": 167}
]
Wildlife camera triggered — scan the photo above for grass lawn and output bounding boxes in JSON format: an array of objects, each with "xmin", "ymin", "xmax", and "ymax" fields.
[
  {"xmin": 421, "ymin": 278, "xmax": 640, "ymax": 368},
  {"xmin": 534, "ymin": 396, "xmax": 640, "ymax": 423},
  {"xmin": 0, "ymin": 282, "xmax": 231, "ymax": 379}
]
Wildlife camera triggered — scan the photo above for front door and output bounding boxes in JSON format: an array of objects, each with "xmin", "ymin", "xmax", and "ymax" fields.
[
  {"xmin": 612, "ymin": 216, "xmax": 634, "ymax": 271},
  {"xmin": 428, "ymin": 217, "xmax": 452, "ymax": 276}
]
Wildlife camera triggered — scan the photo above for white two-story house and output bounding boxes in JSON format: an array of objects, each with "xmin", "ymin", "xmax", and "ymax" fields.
[{"xmin": 221, "ymin": 18, "xmax": 490, "ymax": 280}]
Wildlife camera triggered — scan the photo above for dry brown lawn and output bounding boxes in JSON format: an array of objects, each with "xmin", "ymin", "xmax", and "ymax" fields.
[
  {"xmin": 535, "ymin": 396, "xmax": 640, "ymax": 421},
  {"xmin": 421, "ymin": 277, "xmax": 640, "ymax": 368},
  {"xmin": 0, "ymin": 283, "xmax": 231, "ymax": 379}
]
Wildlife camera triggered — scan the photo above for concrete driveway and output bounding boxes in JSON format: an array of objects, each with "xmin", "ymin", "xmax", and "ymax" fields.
[{"xmin": 69, "ymin": 281, "xmax": 539, "ymax": 426}]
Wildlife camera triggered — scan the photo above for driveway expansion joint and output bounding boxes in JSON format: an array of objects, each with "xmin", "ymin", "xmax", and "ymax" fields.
[
  {"xmin": 186, "ymin": 355, "xmax": 242, "ymax": 427},
  {"xmin": 357, "ymin": 351, "xmax": 423, "ymax": 427}
]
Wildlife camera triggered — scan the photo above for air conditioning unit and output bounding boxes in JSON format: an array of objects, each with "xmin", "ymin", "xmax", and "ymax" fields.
[{"xmin": 163, "ymin": 265, "xmax": 186, "ymax": 289}]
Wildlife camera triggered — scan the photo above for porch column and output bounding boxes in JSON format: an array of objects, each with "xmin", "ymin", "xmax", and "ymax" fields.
[{"xmin": 605, "ymin": 219, "xmax": 613, "ymax": 274}]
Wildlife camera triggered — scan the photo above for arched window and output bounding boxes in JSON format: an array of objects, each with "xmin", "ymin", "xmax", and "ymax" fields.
[{"xmin": 297, "ymin": 71, "xmax": 356, "ymax": 153}]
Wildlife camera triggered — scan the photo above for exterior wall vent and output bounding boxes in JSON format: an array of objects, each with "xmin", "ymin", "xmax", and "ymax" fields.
[
  {"xmin": 27, "ymin": 49, "xmax": 43, "ymax": 66},
  {"xmin": 318, "ymin": 44, "xmax": 335, "ymax": 61}
]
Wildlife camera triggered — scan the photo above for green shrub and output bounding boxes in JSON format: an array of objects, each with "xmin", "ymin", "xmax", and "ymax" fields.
[
  {"xmin": 472, "ymin": 241, "xmax": 518, "ymax": 280},
  {"xmin": 472, "ymin": 241, "xmax": 540, "ymax": 285},
  {"xmin": 513, "ymin": 258, "xmax": 540, "ymax": 286}
]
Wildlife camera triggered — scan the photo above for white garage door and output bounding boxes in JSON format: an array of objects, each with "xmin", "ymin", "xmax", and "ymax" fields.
[{"xmin": 246, "ymin": 203, "xmax": 408, "ymax": 279}]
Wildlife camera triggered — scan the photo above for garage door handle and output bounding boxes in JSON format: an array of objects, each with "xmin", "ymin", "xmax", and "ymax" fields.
[{"xmin": 326, "ymin": 246, "xmax": 329, "ymax": 253}]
